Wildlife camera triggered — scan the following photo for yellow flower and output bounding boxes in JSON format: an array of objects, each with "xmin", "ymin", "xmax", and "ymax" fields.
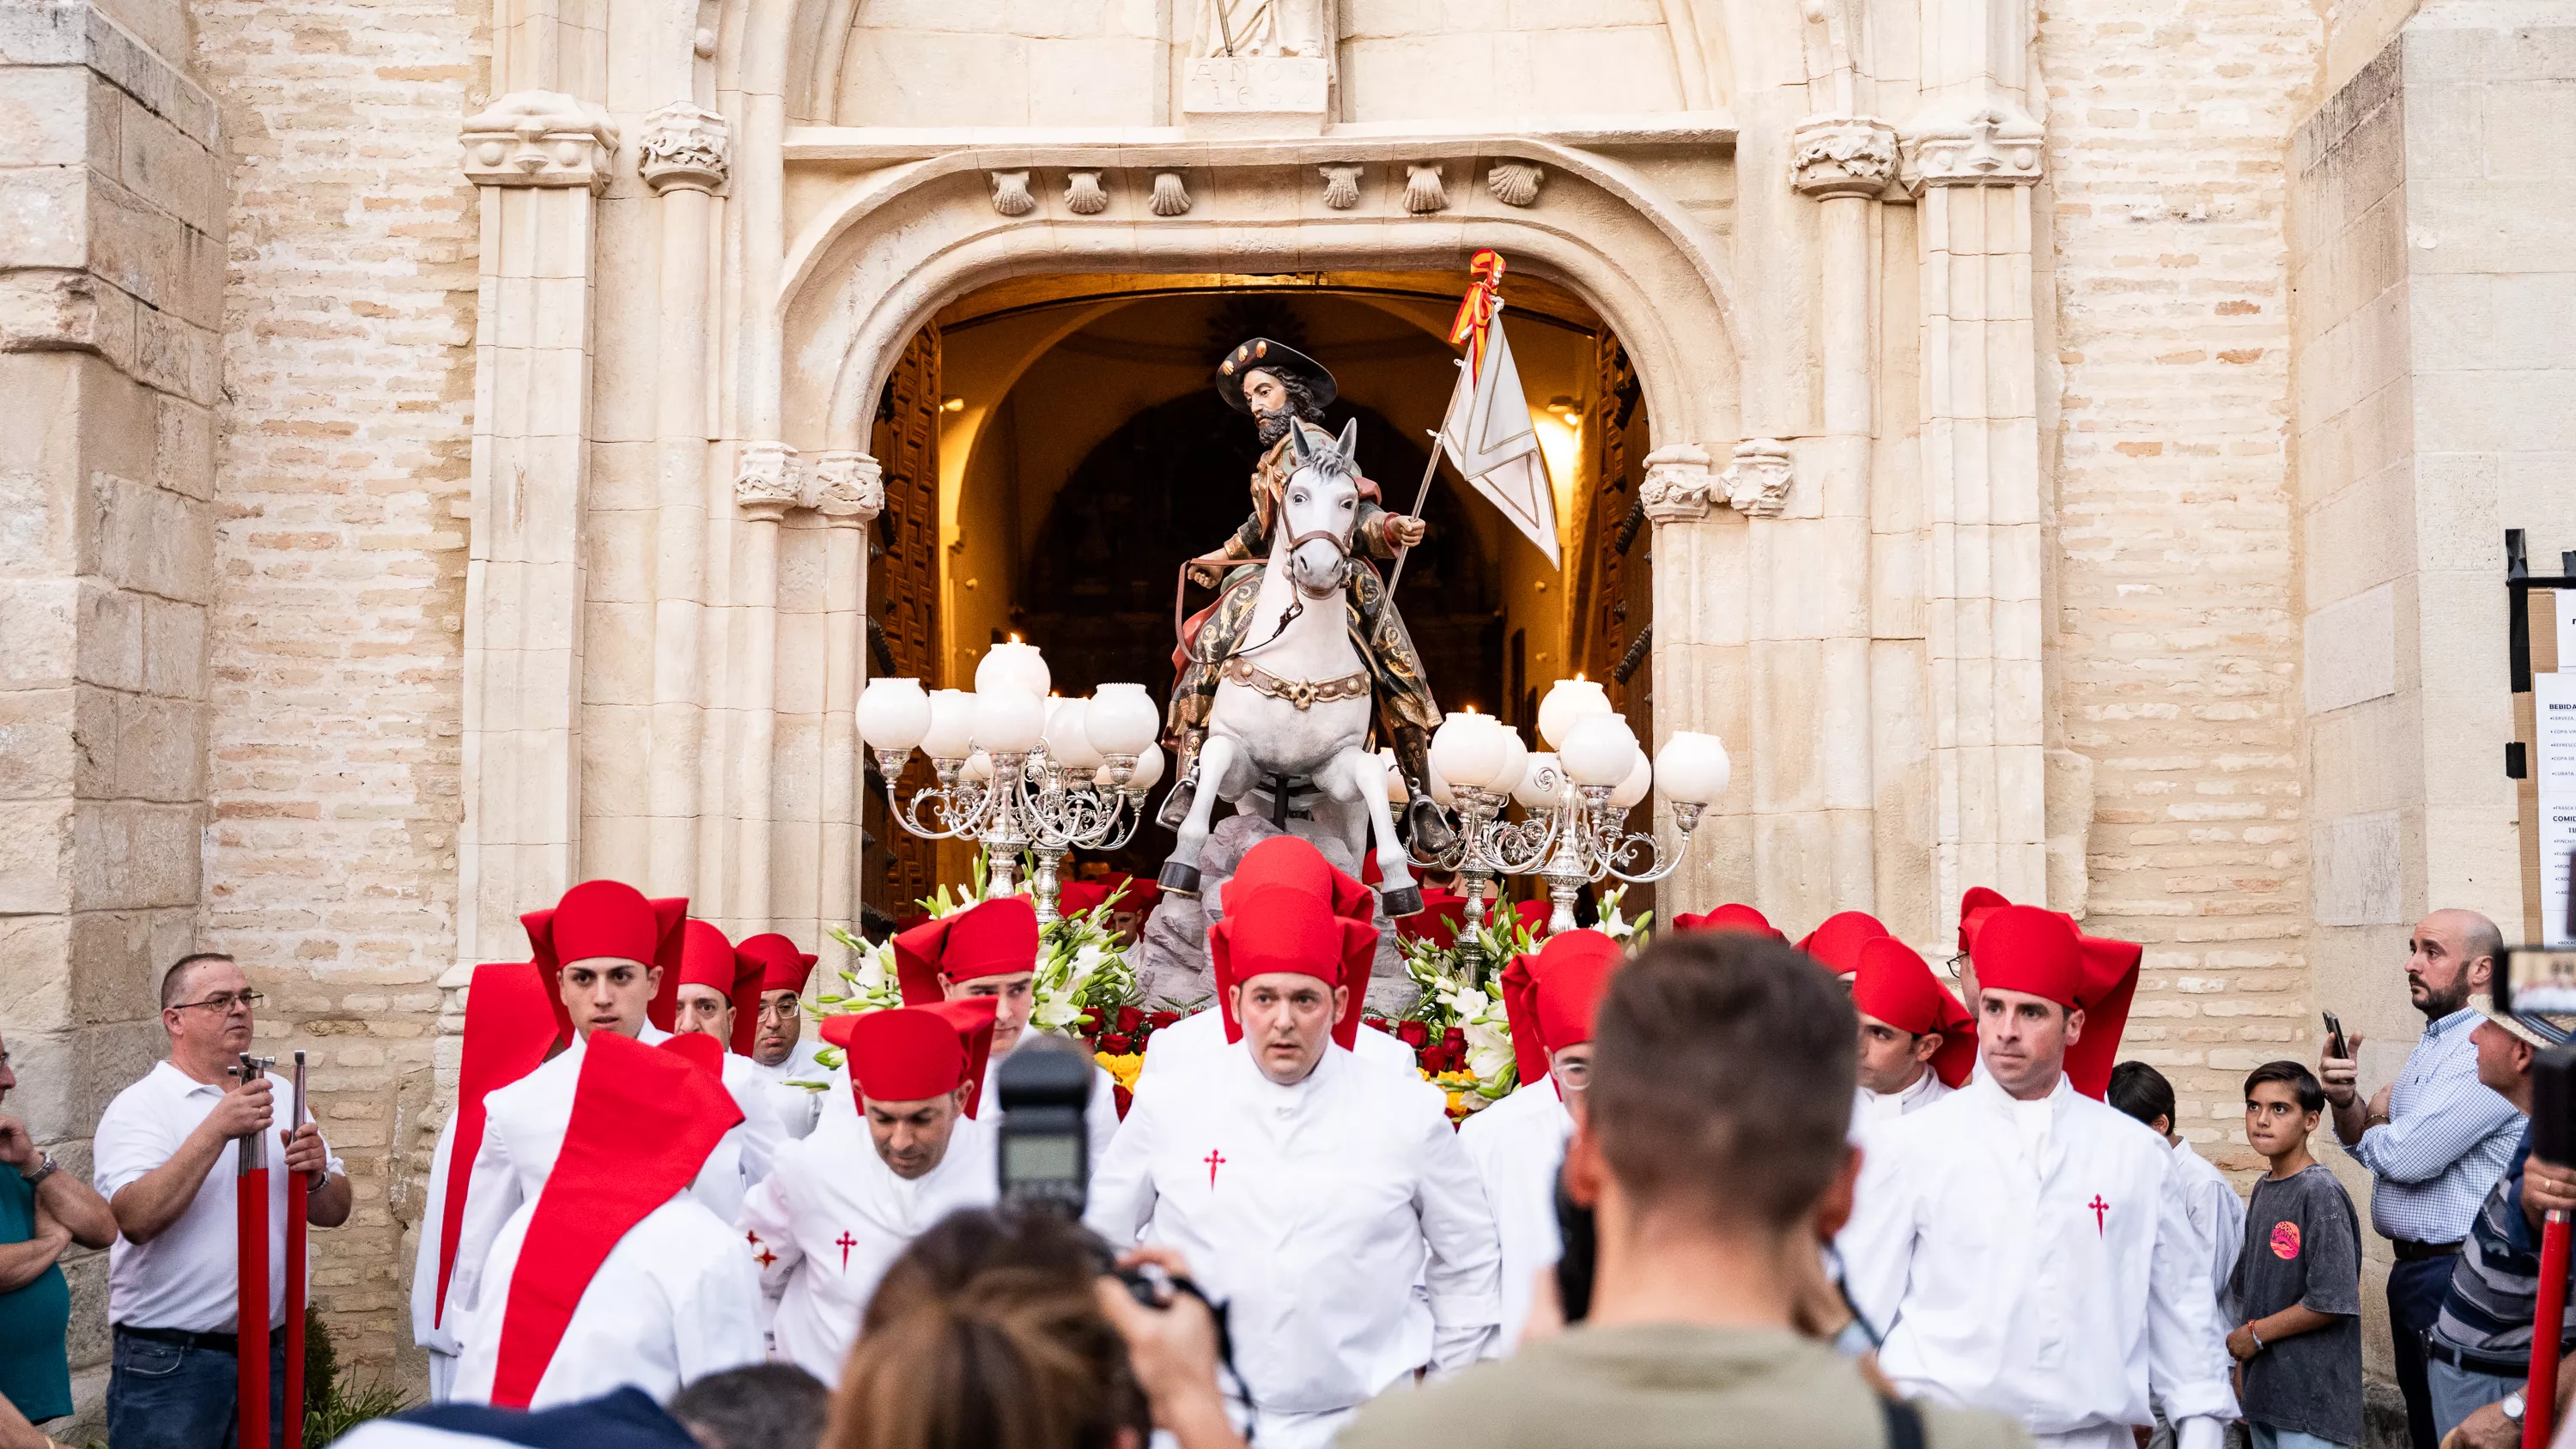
[{"xmin": 1093, "ymin": 1052, "xmax": 1145, "ymax": 1092}]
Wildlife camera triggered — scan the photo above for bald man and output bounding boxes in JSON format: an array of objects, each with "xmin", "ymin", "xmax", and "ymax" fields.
[{"xmin": 2318, "ymin": 907, "xmax": 2522, "ymax": 1449}]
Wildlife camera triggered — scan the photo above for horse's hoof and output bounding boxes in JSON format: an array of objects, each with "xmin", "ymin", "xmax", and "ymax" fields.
[
  {"xmin": 1380, "ymin": 885, "xmax": 1425, "ymax": 919},
  {"xmin": 1158, "ymin": 862, "xmax": 1203, "ymax": 898},
  {"xmin": 1155, "ymin": 781, "xmax": 1195, "ymax": 830}
]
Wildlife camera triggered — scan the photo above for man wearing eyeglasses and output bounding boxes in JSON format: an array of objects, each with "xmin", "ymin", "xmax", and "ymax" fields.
[{"xmin": 92, "ymin": 952, "xmax": 349, "ymax": 1449}]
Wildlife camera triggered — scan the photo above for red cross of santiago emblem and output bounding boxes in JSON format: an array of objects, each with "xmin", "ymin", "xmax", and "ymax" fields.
[
  {"xmin": 2088, "ymin": 1195, "xmax": 2110, "ymax": 1234},
  {"xmin": 837, "ymin": 1231, "xmax": 858, "ymax": 1270},
  {"xmin": 1205, "ymin": 1149, "xmax": 1226, "ymax": 1187}
]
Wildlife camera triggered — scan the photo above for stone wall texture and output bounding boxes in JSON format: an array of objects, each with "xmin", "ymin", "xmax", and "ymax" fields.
[{"xmin": 190, "ymin": 0, "xmax": 482, "ymax": 1375}]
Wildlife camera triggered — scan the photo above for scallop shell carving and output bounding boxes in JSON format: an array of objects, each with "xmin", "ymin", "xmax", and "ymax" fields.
[
  {"xmin": 1403, "ymin": 163, "xmax": 1447, "ymax": 215},
  {"xmin": 1488, "ymin": 161, "xmax": 1543, "ymax": 208},
  {"xmin": 1066, "ymin": 171, "xmax": 1108, "ymax": 215},
  {"xmin": 988, "ymin": 170, "xmax": 1035, "ymax": 217},
  {"xmin": 1319, "ymin": 164, "xmax": 1362, "ymax": 210},
  {"xmin": 1150, "ymin": 171, "xmax": 1192, "ymax": 216}
]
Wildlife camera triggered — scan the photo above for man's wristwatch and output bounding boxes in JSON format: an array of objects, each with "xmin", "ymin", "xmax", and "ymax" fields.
[
  {"xmin": 19, "ymin": 1154, "xmax": 57, "ymax": 1190},
  {"xmin": 2501, "ymin": 1390, "xmax": 2527, "ymax": 1423}
]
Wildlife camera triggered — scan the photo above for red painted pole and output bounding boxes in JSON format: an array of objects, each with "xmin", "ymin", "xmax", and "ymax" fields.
[
  {"xmin": 236, "ymin": 1064, "xmax": 270, "ymax": 1449},
  {"xmin": 283, "ymin": 1051, "xmax": 308, "ymax": 1449},
  {"xmin": 2525, "ymin": 1210, "xmax": 2570, "ymax": 1449}
]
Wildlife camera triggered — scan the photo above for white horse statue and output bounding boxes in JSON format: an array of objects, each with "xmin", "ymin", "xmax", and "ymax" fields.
[{"xmin": 1155, "ymin": 421, "xmax": 1425, "ymax": 918}]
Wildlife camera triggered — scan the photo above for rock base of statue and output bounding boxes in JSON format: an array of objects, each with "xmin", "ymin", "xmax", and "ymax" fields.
[{"xmin": 1134, "ymin": 812, "xmax": 1418, "ymax": 1017}]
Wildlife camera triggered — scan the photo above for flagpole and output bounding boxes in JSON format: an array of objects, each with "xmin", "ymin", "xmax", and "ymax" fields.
[{"xmin": 1382, "ymin": 361, "xmax": 1465, "ymax": 597}]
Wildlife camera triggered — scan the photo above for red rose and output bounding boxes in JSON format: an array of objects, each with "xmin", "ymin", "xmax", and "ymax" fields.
[
  {"xmin": 1150, "ymin": 1010, "xmax": 1181, "ymax": 1030},
  {"xmin": 1114, "ymin": 1083, "xmax": 1133, "ymax": 1119},
  {"xmin": 1396, "ymin": 1021, "xmax": 1431, "ymax": 1047},
  {"xmin": 1443, "ymin": 1027, "xmax": 1467, "ymax": 1046},
  {"xmin": 1116, "ymin": 1005, "xmax": 1143, "ymax": 1034},
  {"xmin": 1100, "ymin": 1033, "xmax": 1133, "ymax": 1055}
]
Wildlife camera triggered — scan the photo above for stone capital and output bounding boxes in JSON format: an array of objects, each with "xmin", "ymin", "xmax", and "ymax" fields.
[
  {"xmin": 1790, "ymin": 114, "xmax": 1899, "ymax": 199},
  {"xmin": 1902, "ymin": 101, "xmax": 2044, "ymax": 191},
  {"xmin": 460, "ymin": 90, "xmax": 620, "ymax": 191},
  {"xmin": 637, "ymin": 102, "xmax": 730, "ymax": 194},
  {"xmin": 1721, "ymin": 439, "xmax": 1795, "ymax": 517},
  {"xmin": 810, "ymin": 451, "xmax": 884, "ymax": 523},
  {"xmin": 735, "ymin": 441, "xmax": 802, "ymax": 519},
  {"xmin": 1639, "ymin": 444, "xmax": 1716, "ymax": 524}
]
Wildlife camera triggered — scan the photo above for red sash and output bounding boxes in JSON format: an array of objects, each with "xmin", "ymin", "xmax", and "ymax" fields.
[{"xmin": 432, "ymin": 961, "xmax": 562, "ymax": 1329}]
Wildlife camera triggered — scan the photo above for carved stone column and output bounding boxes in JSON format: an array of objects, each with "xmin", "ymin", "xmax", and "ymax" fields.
[
  {"xmin": 453, "ymin": 92, "xmax": 617, "ymax": 961},
  {"xmin": 1641, "ymin": 445, "xmax": 1753, "ymax": 914},
  {"xmin": 1905, "ymin": 101, "xmax": 2050, "ymax": 927},
  {"xmin": 1789, "ymin": 114, "xmax": 1900, "ymax": 919},
  {"xmin": 729, "ymin": 442, "xmax": 799, "ymax": 931},
  {"xmin": 813, "ymin": 452, "xmax": 883, "ymax": 967},
  {"xmin": 639, "ymin": 102, "xmax": 728, "ymax": 901}
]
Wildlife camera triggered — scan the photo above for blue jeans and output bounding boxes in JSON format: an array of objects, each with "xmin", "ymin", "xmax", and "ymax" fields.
[
  {"xmin": 107, "ymin": 1330, "xmax": 287, "ymax": 1449},
  {"xmin": 2249, "ymin": 1427, "xmax": 2352, "ymax": 1449}
]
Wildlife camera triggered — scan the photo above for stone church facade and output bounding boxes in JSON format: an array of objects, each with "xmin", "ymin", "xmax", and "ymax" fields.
[{"xmin": 4, "ymin": 0, "xmax": 2571, "ymax": 1417}]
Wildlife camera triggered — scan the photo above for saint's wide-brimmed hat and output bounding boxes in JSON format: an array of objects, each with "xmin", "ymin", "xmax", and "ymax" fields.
[{"xmin": 1214, "ymin": 336, "xmax": 1336, "ymax": 412}]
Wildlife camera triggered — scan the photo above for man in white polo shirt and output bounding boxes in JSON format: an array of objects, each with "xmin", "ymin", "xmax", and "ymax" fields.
[{"xmin": 94, "ymin": 951, "xmax": 350, "ymax": 1449}]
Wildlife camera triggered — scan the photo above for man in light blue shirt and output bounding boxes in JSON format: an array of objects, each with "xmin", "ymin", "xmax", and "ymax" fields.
[{"xmin": 2319, "ymin": 909, "xmax": 2523, "ymax": 1449}]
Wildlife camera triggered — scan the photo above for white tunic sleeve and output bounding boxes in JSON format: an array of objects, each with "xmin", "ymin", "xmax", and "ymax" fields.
[
  {"xmin": 736, "ymin": 1169, "xmax": 805, "ymax": 1298},
  {"xmin": 1835, "ymin": 1121, "xmax": 1921, "ymax": 1340},
  {"xmin": 410, "ymin": 1118, "xmax": 460, "ymax": 1356},
  {"xmin": 1087, "ymin": 1063, "xmax": 1121, "ymax": 1179},
  {"xmin": 444, "ymin": 1118, "xmax": 526, "ymax": 1335},
  {"xmin": 2146, "ymin": 1145, "xmax": 2239, "ymax": 1427},
  {"xmin": 672, "ymin": 1228, "xmax": 769, "ymax": 1387},
  {"xmin": 1082, "ymin": 1081, "xmax": 1160, "ymax": 1249},
  {"xmin": 727, "ymin": 1059, "xmax": 786, "ymax": 1185},
  {"xmin": 1410, "ymin": 1095, "xmax": 1502, "ymax": 1370}
]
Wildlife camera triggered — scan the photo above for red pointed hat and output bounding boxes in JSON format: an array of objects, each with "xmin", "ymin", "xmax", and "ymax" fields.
[
  {"xmin": 821, "ymin": 997, "xmax": 1000, "ymax": 1118},
  {"xmin": 1500, "ymin": 929, "xmax": 1623, "ymax": 1093},
  {"xmin": 1956, "ymin": 890, "xmax": 2143, "ymax": 1099},
  {"xmin": 893, "ymin": 895, "xmax": 1041, "ymax": 1005},
  {"xmin": 1514, "ymin": 898, "xmax": 1552, "ymax": 938},
  {"xmin": 1672, "ymin": 903, "xmax": 1785, "ymax": 939},
  {"xmin": 1796, "ymin": 911, "xmax": 1892, "ymax": 975},
  {"xmin": 432, "ymin": 960, "xmax": 564, "ymax": 1331},
  {"xmin": 1396, "ymin": 888, "xmax": 1469, "ymax": 948},
  {"xmin": 1057, "ymin": 880, "xmax": 1114, "ymax": 921},
  {"xmin": 488, "ymin": 1030, "xmax": 742, "ymax": 1408},
  {"xmin": 521, "ymin": 884, "xmax": 688, "ymax": 1043},
  {"xmin": 1850, "ymin": 937, "xmax": 1978, "ymax": 1089},
  {"xmin": 674, "ymin": 919, "xmax": 764, "ymax": 1057},
  {"xmin": 1209, "ymin": 884, "xmax": 1376, "ymax": 1048},
  {"xmin": 1229, "ymin": 835, "xmax": 1376, "ymax": 925},
  {"xmin": 1106, "ymin": 873, "xmax": 1162, "ymax": 917},
  {"xmin": 738, "ymin": 932, "xmax": 818, "ymax": 996}
]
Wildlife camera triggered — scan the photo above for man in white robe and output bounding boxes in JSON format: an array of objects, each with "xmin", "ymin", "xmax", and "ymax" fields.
[
  {"xmin": 1457, "ymin": 928, "xmax": 1623, "ymax": 1349},
  {"xmin": 736, "ymin": 999, "xmax": 1000, "ymax": 1385},
  {"xmin": 408, "ymin": 959, "xmax": 562, "ymax": 1403},
  {"xmin": 889, "ymin": 894, "xmax": 1121, "ymax": 1172},
  {"xmin": 1849, "ymin": 935, "xmax": 1975, "ymax": 1128},
  {"xmin": 665, "ymin": 919, "xmax": 790, "ymax": 1222},
  {"xmin": 1139, "ymin": 1005, "xmax": 1416, "ymax": 1080},
  {"xmin": 1086, "ymin": 879, "xmax": 1502, "ymax": 1449},
  {"xmin": 1839, "ymin": 899, "xmax": 2237, "ymax": 1449},
  {"xmin": 740, "ymin": 933, "xmax": 829, "ymax": 1141},
  {"xmin": 453, "ymin": 1030, "xmax": 763, "ymax": 1408},
  {"xmin": 444, "ymin": 882, "xmax": 781, "ymax": 1340}
]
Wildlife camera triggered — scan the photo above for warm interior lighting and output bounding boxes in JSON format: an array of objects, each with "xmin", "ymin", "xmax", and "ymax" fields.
[{"xmin": 940, "ymin": 397, "xmax": 965, "ymax": 413}]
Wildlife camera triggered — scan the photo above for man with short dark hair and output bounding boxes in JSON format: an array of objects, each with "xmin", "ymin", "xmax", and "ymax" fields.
[
  {"xmin": 1340, "ymin": 931, "xmax": 2022, "ymax": 1448},
  {"xmin": 667, "ymin": 1363, "xmax": 829, "ymax": 1449},
  {"xmin": 1840, "ymin": 905, "xmax": 2236, "ymax": 1449},
  {"xmin": 2317, "ymin": 909, "xmax": 2522, "ymax": 1449},
  {"xmin": 94, "ymin": 952, "xmax": 351, "ymax": 1449}
]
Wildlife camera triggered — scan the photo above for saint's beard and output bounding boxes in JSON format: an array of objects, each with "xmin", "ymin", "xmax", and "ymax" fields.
[{"xmin": 1254, "ymin": 404, "xmax": 1294, "ymax": 448}]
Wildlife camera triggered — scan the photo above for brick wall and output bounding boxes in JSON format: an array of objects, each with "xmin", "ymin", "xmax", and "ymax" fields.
[
  {"xmin": 189, "ymin": 0, "xmax": 482, "ymax": 1373},
  {"xmin": 2038, "ymin": 0, "xmax": 2319, "ymax": 1161}
]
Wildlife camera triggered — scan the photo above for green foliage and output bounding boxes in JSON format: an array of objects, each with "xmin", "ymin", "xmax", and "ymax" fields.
[{"xmin": 303, "ymin": 1307, "xmax": 415, "ymax": 1444}]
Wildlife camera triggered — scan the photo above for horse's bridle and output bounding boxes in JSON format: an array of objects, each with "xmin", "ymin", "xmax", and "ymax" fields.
[{"xmin": 1279, "ymin": 528, "xmax": 1353, "ymax": 600}]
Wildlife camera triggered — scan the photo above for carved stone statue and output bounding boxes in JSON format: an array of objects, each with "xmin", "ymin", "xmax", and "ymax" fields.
[{"xmin": 1198, "ymin": 0, "xmax": 1325, "ymax": 58}]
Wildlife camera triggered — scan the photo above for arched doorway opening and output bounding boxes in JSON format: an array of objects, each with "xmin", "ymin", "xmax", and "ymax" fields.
[{"xmin": 861, "ymin": 274, "xmax": 1659, "ymax": 919}]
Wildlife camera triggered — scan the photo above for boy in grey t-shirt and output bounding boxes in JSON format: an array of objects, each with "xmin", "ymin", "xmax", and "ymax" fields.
[{"xmin": 2226, "ymin": 1061, "xmax": 2364, "ymax": 1449}]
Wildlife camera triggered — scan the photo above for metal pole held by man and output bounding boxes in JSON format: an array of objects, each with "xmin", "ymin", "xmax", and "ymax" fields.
[{"xmin": 283, "ymin": 1051, "xmax": 308, "ymax": 1449}]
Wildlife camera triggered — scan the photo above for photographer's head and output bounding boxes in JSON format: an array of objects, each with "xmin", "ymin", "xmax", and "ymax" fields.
[
  {"xmin": 672, "ymin": 1363, "xmax": 829, "ymax": 1449},
  {"xmin": 894, "ymin": 898, "xmax": 1044, "ymax": 1056},
  {"xmin": 835, "ymin": 1208, "xmax": 1150, "ymax": 1449},
  {"xmin": 825, "ymin": 1001, "xmax": 998, "ymax": 1181},
  {"xmin": 1212, "ymin": 886, "xmax": 1374, "ymax": 1087},
  {"xmin": 1565, "ymin": 931, "xmax": 1857, "ymax": 1325}
]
